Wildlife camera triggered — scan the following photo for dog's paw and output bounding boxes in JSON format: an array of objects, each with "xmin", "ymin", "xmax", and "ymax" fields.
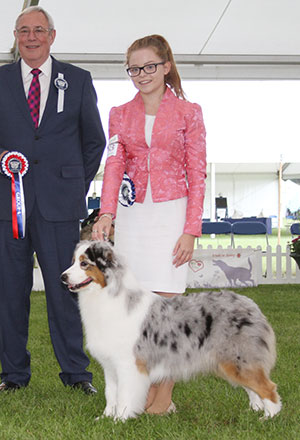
[
  {"xmin": 113, "ymin": 407, "xmax": 139, "ymax": 422},
  {"xmin": 262, "ymin": 398, "xmax": 282, "ymax": 419},
  {"xmin": 249, "ymin": 393, "xmax": 264, "ymax": 412},
  {"xmin": 102, "ymin": 405, "xmax": 116, "ymax": 418},
  {"xmin": 245, "ymin": 388, "xmax": 264, "ymax": 413}
]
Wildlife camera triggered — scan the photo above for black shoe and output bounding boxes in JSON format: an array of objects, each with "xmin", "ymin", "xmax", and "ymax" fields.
[
  {"xmin": 71, "ymin": 381, "xmax": 97, "ymax": 395},
  {"xmin": 0, "ymin": 381, "xmax": 21, "ymax": 392}
]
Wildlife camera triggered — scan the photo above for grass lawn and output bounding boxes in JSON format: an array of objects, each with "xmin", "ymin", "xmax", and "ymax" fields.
[{"xmin": 0, "ymin": 285, "xmax": 299, "ymax": 440}]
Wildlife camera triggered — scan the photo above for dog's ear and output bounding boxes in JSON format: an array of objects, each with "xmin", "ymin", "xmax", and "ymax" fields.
[{"xmin": 86, "ymin": 242, "xmax": 117, "ymax": 272}]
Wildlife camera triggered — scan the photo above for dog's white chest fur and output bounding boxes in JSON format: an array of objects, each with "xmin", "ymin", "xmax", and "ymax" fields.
[{"xmin": 78, "ymin": 275, "xmax": 155, "ymax": 363}]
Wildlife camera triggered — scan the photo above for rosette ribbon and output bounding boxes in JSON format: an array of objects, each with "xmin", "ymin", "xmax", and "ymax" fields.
[
  {"xmin": 118, "ymin": 173, "xmax": 136, "ymax": 207},
  {"xmin": 54, "ymin": 73, "xmax": 68, "ymax": 113},
  {"xmin": 1, "ymin": 151, "xmax": 29, "ymax": 239}
]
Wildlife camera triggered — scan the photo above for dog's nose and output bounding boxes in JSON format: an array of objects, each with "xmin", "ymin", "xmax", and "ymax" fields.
[{"xmin": 61, "ymin": 273, "xmax": 68, "ymax": 284}]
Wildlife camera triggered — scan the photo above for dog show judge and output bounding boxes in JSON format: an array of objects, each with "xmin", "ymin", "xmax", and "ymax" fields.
[{"xmin": 0, "ymin": 6, "xmax": 106, "ymax": 393}]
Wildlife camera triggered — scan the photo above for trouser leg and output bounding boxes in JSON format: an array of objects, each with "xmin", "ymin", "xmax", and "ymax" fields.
[
  {"xmin": 28, "ymin": 205, "xmax": 92, "ymax": 385},
  {"xmin": 0, "ymin": 220, "xmax": 34, "ymax": 386}
]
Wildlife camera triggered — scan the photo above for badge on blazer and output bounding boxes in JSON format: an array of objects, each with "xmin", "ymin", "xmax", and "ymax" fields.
[
  {"xmin": 107, "ymin": 135, "xmax": 119, "ymax": 158},
  {"xmin": 54, "ymin": 76, "xmax": 68, "ymax": 91},
  {"xmin": 54, "ymin": 73, "xmax": 68, "ymax": 113}
]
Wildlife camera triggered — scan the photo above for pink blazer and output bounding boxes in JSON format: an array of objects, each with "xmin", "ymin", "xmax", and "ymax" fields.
[{"xmin": 100, "ymin": 87, "xmax": 206, "ymax": 236}]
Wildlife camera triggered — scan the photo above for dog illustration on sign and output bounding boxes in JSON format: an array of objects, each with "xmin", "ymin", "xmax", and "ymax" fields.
[{"xmin": 213, "ymin": 257, "xmax": 254, "ymax": 287}]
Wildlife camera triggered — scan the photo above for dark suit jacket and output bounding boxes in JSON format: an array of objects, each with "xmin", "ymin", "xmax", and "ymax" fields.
[{"xmin": 0, "ymin": 56, "xmax": 106, "ymax": 221}]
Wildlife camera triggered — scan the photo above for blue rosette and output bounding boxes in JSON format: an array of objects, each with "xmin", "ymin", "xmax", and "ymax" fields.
[{"xmin": 118, "ymin": 173, "xmax": 136, "ymax": 207}]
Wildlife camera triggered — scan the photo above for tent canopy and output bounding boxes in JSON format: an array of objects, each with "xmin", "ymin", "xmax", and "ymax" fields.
[
  {"xmin": 1, "ymin": 0, "xmax": 300, "ymax": 80},
  {"xmin": 207, "ymin": 163, "xmax": 300, "ymax": 185},
  {"xmin": 1, "ymin": 1, "xmax": 300, "ymax": 181},
  {"xmin": 208, "ymin": 162, "xmax": 297, "ymax": 177}
]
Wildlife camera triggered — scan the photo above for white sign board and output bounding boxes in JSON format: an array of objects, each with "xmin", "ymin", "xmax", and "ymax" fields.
[{"xmin": 187, "ymin": 248, "xmax": 259, "ymax": 289}]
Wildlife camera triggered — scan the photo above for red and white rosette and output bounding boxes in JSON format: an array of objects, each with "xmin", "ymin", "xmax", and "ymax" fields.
[{"xmin": 1, "ymin": 151, "xmax": 29, "ymax": 239}]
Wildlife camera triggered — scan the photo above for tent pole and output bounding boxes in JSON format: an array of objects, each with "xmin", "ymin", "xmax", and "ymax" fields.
[
  {"xmin": 277, "ymin": 160, "xmax": 283, "ymax": 244},
  {"xmin": 210, "ymin": 163, "xmax": 216, "ymax": 221}
]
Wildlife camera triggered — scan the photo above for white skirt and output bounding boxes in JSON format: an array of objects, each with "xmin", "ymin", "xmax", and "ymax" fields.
[{"xmin": 115, "ymin": 183, "xmax": 188, "ymax": 293}]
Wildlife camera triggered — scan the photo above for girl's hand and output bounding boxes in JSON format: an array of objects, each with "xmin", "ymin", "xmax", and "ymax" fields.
[
  {"xmin": 92, "ymin": 214, "xmax": 113, "ymax": 241},
  {"xmin": 172, "ymin": 233, "xmax": 195, "ymax": 268}
]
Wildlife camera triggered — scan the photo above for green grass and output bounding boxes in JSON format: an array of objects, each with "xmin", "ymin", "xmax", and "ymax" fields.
[{"xmin": 0, "ymin": 286, "xmax": 299, "ymax": 440}]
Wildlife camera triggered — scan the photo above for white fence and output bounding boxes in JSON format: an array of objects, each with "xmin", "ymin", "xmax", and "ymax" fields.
[
  {"xmin": 188, "ymin": 244, "xmax": 300, "ymax": 287},
  {"xmin": 258, "ymin": 244, "xmax": 300, "ymax": 284},
  {"xmin": 33, "ymin": 244, "xmax": 300, "ymax": 291}
]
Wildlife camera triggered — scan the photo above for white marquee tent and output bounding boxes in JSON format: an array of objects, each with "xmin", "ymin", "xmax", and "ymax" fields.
[
  {"xmin": 1, "ymin": 0, "xmax": 300, "ymax": 222},
  {"xmin": 2, "ymin": 0, "xmax": 300, "ymax": 80}
]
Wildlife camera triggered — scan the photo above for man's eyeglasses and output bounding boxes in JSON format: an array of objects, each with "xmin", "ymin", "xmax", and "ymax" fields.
[
  {"xmin": 15, "ymin": 26, "xmax": 52, "ymax": 38},
  {"xmin": 126, "ymin": 62, "xmax": 165, "ymax": 77}
]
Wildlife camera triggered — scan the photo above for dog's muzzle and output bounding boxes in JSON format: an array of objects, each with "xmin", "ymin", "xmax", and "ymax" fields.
[{"xmin": 61, "ymin": 273, "xmax": 93, "ymax": 292}]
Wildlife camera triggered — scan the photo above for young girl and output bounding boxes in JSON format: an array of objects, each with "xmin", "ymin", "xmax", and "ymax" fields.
[{"xmin": 92, "ymin": 34, "xmax": 206, "ymax": 414}]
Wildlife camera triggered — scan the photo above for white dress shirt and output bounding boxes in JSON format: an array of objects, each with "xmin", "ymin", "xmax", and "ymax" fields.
[{"xmin": 21, "ymin": 56, "xmax": 52, "ymax": 125}]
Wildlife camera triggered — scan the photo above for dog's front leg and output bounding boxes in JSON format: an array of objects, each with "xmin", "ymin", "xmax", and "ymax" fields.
[
  {"xmin": 102, "ymin": 366, "xmax": 118, "ymax": 418},
  {"xmin": 114, "ymin": 363, "xmax": 150, "ymax": 421}
]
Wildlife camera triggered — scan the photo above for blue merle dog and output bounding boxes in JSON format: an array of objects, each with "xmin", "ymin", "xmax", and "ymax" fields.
[{"xmin": 61, "ymin": 241, "xmax": 282, "ymax": 421}]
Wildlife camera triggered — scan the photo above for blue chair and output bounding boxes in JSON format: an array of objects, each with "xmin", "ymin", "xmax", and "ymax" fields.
[
  {"xmin": 201, "ymin": 221, "xmax": 234, "ymax": 247},
  {"xmin": 290, "ymin": 223, "xmax": 300, "ymax": 236},
  {"xmin": 231, "ymin": 221, "xmax": 269, "ymax": 247}
]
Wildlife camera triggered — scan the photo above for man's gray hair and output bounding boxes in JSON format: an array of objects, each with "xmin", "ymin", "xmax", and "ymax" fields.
[{"xmin": 15, "ymin": 6, "xmax": 55, "ymax": 30}]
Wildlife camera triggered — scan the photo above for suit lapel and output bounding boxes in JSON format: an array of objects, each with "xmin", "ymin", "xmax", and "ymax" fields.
[
  {"xmin": 39, "ymin": 57, "xmax": 67, "ymax": 128},
  {"xmin": 150, "ymin": 87, "xmax": 174, "ymax": 146},
  {"xmin": 129, "ymin": 92, "xmax": 147, "ymax": 146},
  {"xmin": 5, "ymin": 61, "xmax": 34, "ymax": 128}
]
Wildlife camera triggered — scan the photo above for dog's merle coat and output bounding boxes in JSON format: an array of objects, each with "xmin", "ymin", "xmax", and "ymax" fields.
[
  {"xmin": 134, "ymin": 290, "xmax": 275, "ymax": 382},
  {"xmin": 61, "ymin": 241, "xmax": 281, "ymax": 421}
]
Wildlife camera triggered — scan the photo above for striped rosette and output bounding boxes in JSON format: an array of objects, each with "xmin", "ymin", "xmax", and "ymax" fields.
[
  {"xmin": 118, "ymin": 173, "xmax": 136, "ymax": 207},
  {"xmin": 1, "ymin": 151, "xmax": 29, "ymax": 239}
]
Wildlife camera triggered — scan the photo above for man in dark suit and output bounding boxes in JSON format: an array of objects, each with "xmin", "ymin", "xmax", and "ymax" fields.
[{"xmin": 0, "ymin": 6, "xmax": 106, "ymax": 393}]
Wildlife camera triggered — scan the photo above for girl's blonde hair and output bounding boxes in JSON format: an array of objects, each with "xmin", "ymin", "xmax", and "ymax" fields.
[{"xmin": 126, "ymin": 35, "xmax": 185, "ymax": 100}]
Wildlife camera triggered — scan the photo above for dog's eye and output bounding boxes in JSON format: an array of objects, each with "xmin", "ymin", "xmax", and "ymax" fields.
[{"xmin": 80, "ymin": 261, "xmax": 89, "ymax": 269}]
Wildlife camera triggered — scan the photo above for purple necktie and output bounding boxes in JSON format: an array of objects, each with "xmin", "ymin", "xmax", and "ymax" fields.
[{"xmin": 27, "ymin": 69, "xmax": 41, "ymax": 128}]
